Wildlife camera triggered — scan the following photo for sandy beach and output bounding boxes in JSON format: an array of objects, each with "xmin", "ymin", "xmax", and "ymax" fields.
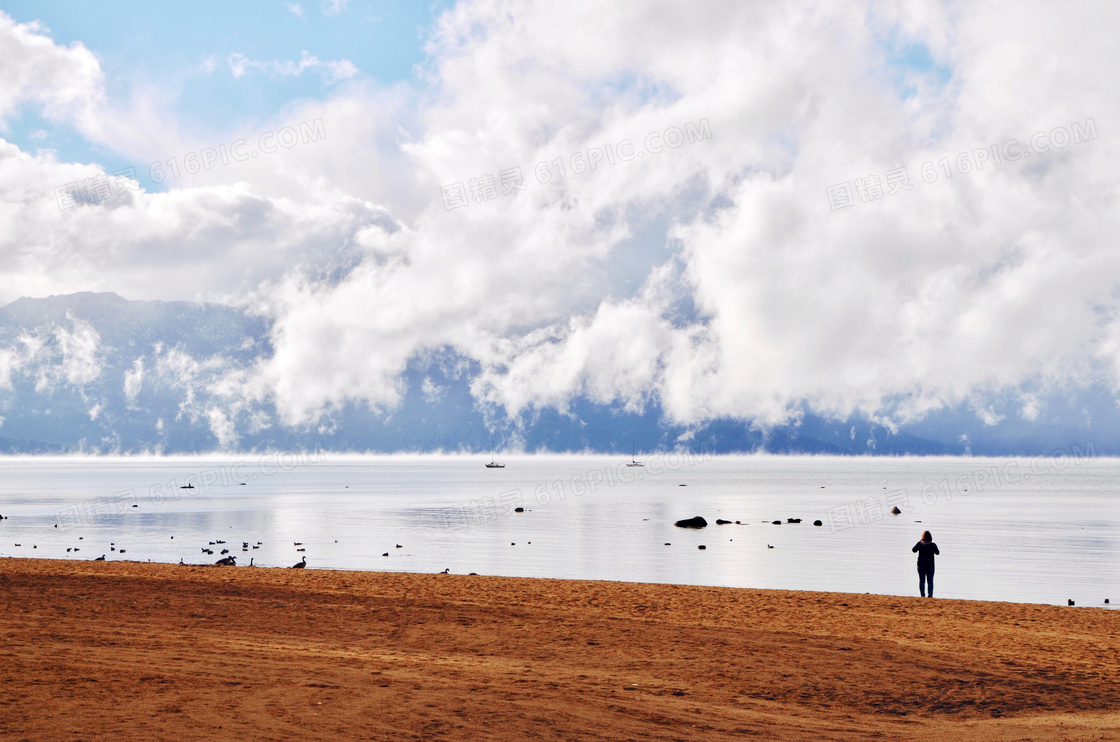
[{"xmin": 0, "ymin": 558, "xmax": 1117, "ymax": 741}]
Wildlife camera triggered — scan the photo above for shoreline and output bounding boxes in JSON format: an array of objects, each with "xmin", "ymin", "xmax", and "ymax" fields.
[
  {"xmin": 4, "ymin": 554, "xmax": 1118, "ymax": 611},
  {"xmin": 2, "ymin": 558, "xmax": 1118, "ymax": 740}
]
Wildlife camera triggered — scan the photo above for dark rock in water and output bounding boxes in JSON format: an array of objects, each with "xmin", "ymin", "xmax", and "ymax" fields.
[
  {"xmin": 1104, "ymin": 598, "xmax": 1109, "ymax": 604},
  {"xmin": 1068, "ymin": 599, "xmax": 1075, "ymax": 606},
  {"xmin": 674, "ymin": 516, "xmax": 708, "ymax": 529},
  {"xmin": 813, "ymin": 520, "xmax": 823, "ymax": 526},
  {"xmin": 514, "ymin": 507, "xmax": 524, "ymax": 513},
  {"xmin": 716, "ymin": 519, "xmax": 733, "ymax": 525},
  {"xmin": 469, "ymin": 572, "xmax": 477, "ymax": 575},
  {"xmin": 664, "ymin": 542, "xmax": 671, "ymax": 546},
  {"xmin": 382, "ymin": 552, "xmax": 388, "ymax": 556},
  {"xmin": 735, "ymin": 521, "xmax": 742, "ymax": 525},
  {"xmin": 787, "ymin": 518, "xmax": 801, "ymax": 523},
  {"xmin": 697, "ymin": 545, "xmax": 706, "ymax": 550},
  {"xmin": 891, "ymin": 506, "xmax": 902, "ymax": 515},
  {"xmin": 771, "ymin": 520, "xmax": 782, "ymax": 525}
]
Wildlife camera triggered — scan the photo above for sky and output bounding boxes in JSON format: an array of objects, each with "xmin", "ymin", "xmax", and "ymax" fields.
[{"xmin": 0, "ymin": 0, "xmax": 1117, "ymax": 442}]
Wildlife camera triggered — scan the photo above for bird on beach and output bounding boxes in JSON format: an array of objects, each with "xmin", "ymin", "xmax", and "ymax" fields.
[
  {"xmin": 291, "ymin": 556, "xmax": 307, "ymax": 569},
  {"xmin": 215, "ymin": 555, "xmax": 236, "ymax": 566},
  {"xmin": 94, "ymin": 555, "xmax": 105, "ymax": 561}
]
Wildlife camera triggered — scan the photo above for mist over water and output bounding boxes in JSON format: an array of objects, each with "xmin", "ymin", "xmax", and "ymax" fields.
[{"xmin": 1, "ymin": 454, "xmax": 1116, "ymax": 608}]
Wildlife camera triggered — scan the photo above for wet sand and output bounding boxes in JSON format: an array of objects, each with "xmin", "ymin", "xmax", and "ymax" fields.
[{"xmin": 0, "ymin": 558, "xmax": 1117, "ymax": 741}]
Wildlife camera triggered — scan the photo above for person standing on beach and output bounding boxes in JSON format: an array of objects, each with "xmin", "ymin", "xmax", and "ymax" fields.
[{"xmin": 912, "ymin": 530, "xmax": 939, "ymax": 598}]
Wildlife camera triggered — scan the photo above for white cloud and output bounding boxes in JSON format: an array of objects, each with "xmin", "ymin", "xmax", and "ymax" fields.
[
  {"xmin": 206, "ymin": 406, "xmax": 238, "ymax": 447},
  {"xmin": 226, "ymin": 51, "xmax": 358, "ymax": 84},
  {"xmin": 54, "ymin": 319, "xmax": 101, "ymax": 386},
  {"xmin": 0, "ymin": 347, "xmax": 18, "ymax": 388},
  {"xmin": 0, "ymin": 134, "xmax": 401, "ymax": 304},
  {"xmin": 321, "ymin": 0, "xmax": 349, "ymax": 16},
  {"xmin": 0, "ymin": 12, "xmax": 179, "ymax": 164},
  {"xmin": 5, "ymin": 0, "xmax": 1120, "ymax": 437},
  {"xmin": 123, "ymin": 357, "xmax": 144, "ymax": 406},
  {"xmin": 0, "ymin": 11, "xmax": 105, "ymax": 132},
  {"xmin": 287, "ymin": 2, "xmax": 306, "ymax": 19},
  {"xmin": 0, "ymin": 316, "xmax": 102, "ymax": 393},
  {"xmin": 421, "ymin": 377, "xmax": 445, "ymax": 404}
]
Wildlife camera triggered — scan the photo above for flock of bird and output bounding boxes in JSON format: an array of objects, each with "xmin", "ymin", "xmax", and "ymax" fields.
[
  {"xmin": 6, "ymin": 529, "xmax": 312, "ymax": 569},
  {"xmin": 193, "ymin": 539, "xmax": 309, "ymax": 568}
]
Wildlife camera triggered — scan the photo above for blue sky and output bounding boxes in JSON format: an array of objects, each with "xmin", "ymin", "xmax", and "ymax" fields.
[{"xmin": 2, "ymin": 0, "xmax": 445, "ymax": 179}]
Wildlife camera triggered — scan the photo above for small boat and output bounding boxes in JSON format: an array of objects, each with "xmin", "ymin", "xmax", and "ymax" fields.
[
  {"xmin": 485, "ymin": 461, "xmax": 505, "ymax": 469},
  {"xmin": 626, "ymin": 442, "xmax": 644, "ymax": 467}
]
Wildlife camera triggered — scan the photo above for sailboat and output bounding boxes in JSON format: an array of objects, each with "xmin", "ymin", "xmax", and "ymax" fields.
[
  {"xmin": 485, "ymin": 461, "xmax": 505, "ymax": 469},
  {"xmin": 626, "ymin": 442, "xmax": 644, "ymax": 467}
]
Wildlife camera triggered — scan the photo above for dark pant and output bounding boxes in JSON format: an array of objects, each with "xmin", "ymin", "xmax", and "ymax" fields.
[{"xmin": 918, "ymin": 563, "xmax": 934, "ymax": 598}]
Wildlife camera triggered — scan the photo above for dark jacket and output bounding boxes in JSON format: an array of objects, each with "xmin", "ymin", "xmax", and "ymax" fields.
[{"xmin": 912, "ymin": 540, "xmax": 939, "ymax": 567}]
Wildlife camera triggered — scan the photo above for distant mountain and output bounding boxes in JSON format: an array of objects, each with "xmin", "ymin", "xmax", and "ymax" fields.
[{"xmin": 0, "ymin": 292, "xmax": 1113, "ymax": 455}]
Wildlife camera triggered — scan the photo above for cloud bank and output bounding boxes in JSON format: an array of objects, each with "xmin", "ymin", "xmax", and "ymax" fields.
[{"xmin": 1, "ymin": 2, "xmax": 1119, "ymax": 443}]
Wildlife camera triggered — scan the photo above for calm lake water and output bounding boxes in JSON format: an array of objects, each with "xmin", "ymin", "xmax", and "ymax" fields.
[{"xmin": 0, "ymin": 452, "xmax": 1116, "ymax": 608}]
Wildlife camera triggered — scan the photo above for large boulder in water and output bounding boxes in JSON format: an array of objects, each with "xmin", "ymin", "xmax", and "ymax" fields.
[{"xmin": 674, "ymin": 516, "xmax": 708, "ymax": 529}]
